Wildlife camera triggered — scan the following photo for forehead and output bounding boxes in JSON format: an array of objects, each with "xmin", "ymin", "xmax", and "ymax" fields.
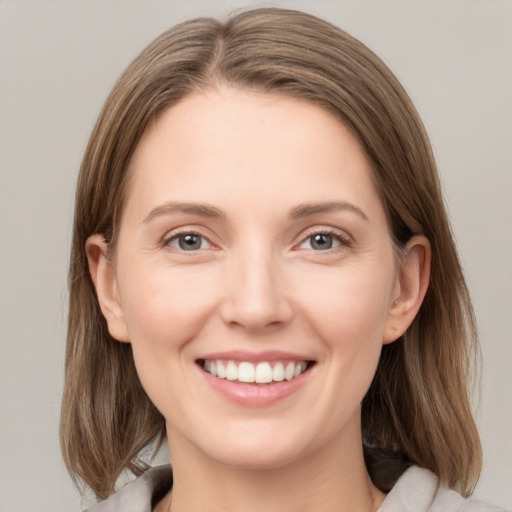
[{"xmin": 124, "ymin": 87, "xmax": 384, "ymax": 222}]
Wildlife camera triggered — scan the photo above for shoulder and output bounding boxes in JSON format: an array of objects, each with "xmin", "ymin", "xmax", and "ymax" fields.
[
  {"xmin": 83, "ymin": 465, "xmax": 172, "ymax": 512},
  {"xmin": 379, "ymin": 466, "xmax": 508, "ymax": 512}
]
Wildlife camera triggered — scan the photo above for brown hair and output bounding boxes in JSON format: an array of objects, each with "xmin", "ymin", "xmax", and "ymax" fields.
[{"xmin": 61, "ymin": 7, "xmax": 481, "ymax": 500}]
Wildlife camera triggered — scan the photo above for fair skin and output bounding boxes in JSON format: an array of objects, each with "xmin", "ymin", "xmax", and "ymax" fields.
[{"xmin": 87, "ymin": 88, "xmax": 430, "ymax": 512}]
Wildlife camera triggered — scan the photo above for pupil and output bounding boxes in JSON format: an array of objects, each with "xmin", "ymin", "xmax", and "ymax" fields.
[
  {"xmin": 179, "ymin": 234, "xmax": 201, "ymax": 250},
  {"xmin": 312, "ymin": 234, "xmax": 332, "ymax": 250}
]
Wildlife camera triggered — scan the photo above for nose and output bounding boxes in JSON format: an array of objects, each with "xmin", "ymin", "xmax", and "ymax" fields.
[{"xmin": 220, "ymin": 249, "xmax": 293, "ymax": 333}]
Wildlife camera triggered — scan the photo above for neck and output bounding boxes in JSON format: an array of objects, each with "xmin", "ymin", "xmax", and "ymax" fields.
[{"xmin": 165, "ymin": 423, "xmax": 385, "ymax": 512}]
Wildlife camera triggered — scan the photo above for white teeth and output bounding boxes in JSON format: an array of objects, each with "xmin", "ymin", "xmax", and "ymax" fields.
[
  {"xmin": 255, "ymin": 362, "xmax": 273, "ymax": 384},
  {"xmin": 272, "ymin": 362, "xmax": 285, "ymax": 382},
  {"xmin": 226, "ymin": 361, "xmax": 238, "ymax": 381},
  {"xmin": 203, "ymin": 360, "xmax": 309, "ymax": 383},
  {"xmin": 216, "ymin": 361, "xmax": 226, "ymax": 379},
  {"xmin": 284, "ymin": 362, "xmax": 295, "ymax": 381},
  {"xmin": 238, "ymin": 362, "xmax": 255, "ymax": 383}
]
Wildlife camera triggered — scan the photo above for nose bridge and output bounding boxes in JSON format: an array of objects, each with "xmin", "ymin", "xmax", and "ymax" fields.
[{"xmin": 221, "ymin": 241, "xmax": 291, "ymax": 331}]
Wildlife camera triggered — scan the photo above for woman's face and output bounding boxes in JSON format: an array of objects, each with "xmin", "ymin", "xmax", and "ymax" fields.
[{"xmin": 91, "ymin": 88, "xmax": 421, "ymax": 470}]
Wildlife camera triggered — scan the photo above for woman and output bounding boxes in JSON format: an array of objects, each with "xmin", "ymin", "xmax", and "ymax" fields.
[{"xmin": 60, "ymin": 8, "xmax": 505, "ymax": 512}]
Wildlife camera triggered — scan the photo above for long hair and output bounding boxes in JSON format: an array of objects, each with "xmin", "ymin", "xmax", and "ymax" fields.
[{"xmin": 61, "ymin": 7, "xmax": 481, "ymax": 500}]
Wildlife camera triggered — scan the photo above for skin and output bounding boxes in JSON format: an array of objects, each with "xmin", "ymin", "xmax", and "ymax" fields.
[{"xmin": 87, "ymin": 88, "xmax": 430, "ymax": 512}]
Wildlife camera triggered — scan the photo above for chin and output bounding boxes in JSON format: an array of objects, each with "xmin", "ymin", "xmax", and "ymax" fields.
[
  {"xmin": 203, "ymin": 438, "xmax": 308, "ymax": 471},
  {"xmin": 181, "ymin": 415, "xmax": 337, "ymax": 472}
]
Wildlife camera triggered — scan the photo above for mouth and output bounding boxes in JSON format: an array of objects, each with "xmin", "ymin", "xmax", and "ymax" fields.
[{"xmin": 197, "ymin": 359, "xmax": 315, "ymax": 384}]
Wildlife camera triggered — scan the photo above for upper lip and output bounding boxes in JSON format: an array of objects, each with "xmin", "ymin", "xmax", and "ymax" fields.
[{"xmin": 197, "ymin": 350, "xmax": 314, "ymax": 363}]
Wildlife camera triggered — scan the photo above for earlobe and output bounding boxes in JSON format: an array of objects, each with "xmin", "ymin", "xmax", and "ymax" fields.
[
  {"xmin": 86, "ymin": 234, "xmax": 130, "ymax": 343},
  {"xmin": 383, "ymin": 235, "xmax": 431, "ymax": 344}
]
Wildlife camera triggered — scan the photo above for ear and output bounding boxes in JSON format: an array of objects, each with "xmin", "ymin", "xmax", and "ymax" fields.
[
  {"xmin": 86, "ymin": 234, "xmax": 130, "ymax": 343},
  {"xmin": 383, "ymin": 235, "xmax": 431, "ymax": 344}
]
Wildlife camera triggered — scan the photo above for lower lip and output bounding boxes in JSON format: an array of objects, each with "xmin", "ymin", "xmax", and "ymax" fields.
[{"xmin": 199, "ymin": 365, "xmax": 313, "ymax": 407}]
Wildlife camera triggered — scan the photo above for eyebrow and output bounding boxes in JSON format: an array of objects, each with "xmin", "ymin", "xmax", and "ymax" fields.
[
  {"xmin": 289, "ymin": 201, "xmax": 369, "ymax": 221},
  {"xmin": 143, "ymin": 200, "xmax": 368, "ymax": 224},
  {"xmin": 143, "ymin": 201, "xmax": 225, "ymax": 223}
]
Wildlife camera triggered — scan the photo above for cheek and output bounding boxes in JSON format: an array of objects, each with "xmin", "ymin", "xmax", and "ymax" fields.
[
  {"xmin": 116, "ymin": 264, "xmax": 223, "ymax": 416},
  {"xmin": 117, "ymin": 263, "xmax": 221, "ymax": 358},
  {"xmin": 296, "ymin": 262, "xmax": 395, "ymax": 346}
]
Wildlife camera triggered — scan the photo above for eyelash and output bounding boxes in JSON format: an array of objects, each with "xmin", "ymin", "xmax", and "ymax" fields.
[
  {"xmin": 163, "ymin": 227, "xmax": 351, "ymax": 254},
  {"xmin": 296, "ymin": 228, "xmax": 352, "ymax": 252},
  {"xmin": 163, "ymin": 230, "xmax": 214, "ymax": 252}
]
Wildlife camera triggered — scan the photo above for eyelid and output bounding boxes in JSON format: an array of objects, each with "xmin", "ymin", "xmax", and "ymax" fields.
[
  {"xmin": 162, "ymin": 227, "xmax": 217, "ymax": 252},
  {"xmin": 294, "ymin": 226, "xmax": 353, "ymax": 250},
  {"xmin": 160, "ymin": 225, "xmax": 353, "ymax": 252}
]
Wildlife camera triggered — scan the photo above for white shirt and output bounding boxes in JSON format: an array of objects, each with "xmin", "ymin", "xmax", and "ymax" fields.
[{"xmin": 85, "ymin": 464, "xmax": 508, "ymax": 512}]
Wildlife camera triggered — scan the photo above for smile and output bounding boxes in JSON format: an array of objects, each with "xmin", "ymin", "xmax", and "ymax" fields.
[{"xmin": 201, "ymin": 359, "xmax": 311, "ymax": 384}]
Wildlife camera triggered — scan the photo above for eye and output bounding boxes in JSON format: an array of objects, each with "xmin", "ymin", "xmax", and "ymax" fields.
[
  {"xmin": 298, "ymin": 231, "xmax": 348, "ymax": 251},
  {"xmin": 166, "ymin": 233, "xmax": 211, "ymax": 251}
]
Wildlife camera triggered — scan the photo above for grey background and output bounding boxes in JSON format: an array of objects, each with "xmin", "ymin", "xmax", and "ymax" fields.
[{"xmin": 0, "ymin": 1, "xmax": 510, "ymax": 510}]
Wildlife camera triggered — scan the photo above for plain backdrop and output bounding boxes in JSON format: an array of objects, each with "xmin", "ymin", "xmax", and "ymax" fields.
[{"xmin": 0, "ymin": 1, "xmax": 510, "ymax": 511}]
